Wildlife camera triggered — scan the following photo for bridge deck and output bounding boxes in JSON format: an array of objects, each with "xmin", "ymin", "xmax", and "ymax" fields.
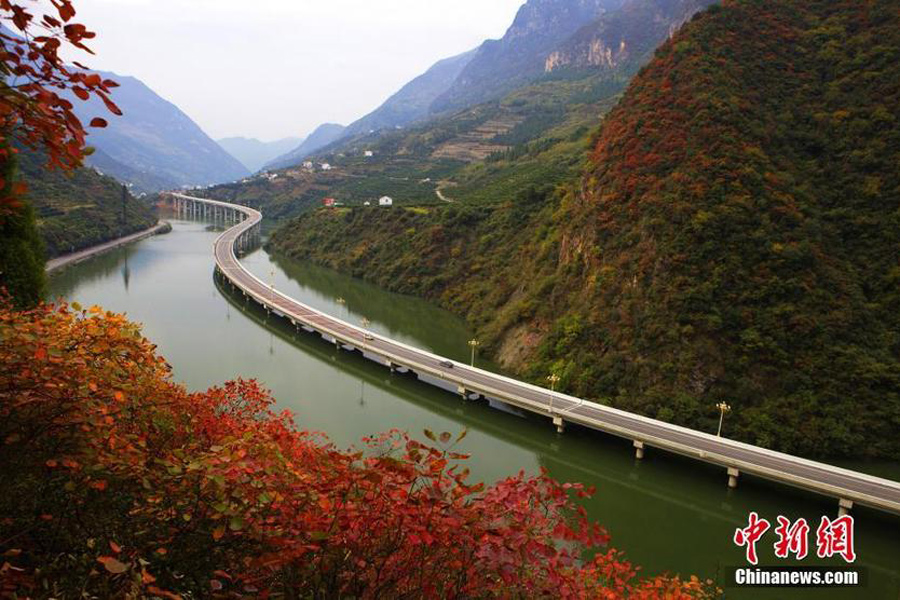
[{"xmin": 171, "ymin": 193, "xmax": 900, "ymax": 516}]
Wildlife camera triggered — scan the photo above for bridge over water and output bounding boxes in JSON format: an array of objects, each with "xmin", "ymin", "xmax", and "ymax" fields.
[{"xmin": 168, "ymin": 192, "xmax": 900, "ymax": 518}]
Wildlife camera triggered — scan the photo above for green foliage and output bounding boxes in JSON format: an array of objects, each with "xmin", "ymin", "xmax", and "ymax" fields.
[
  {"xmin": 0, "ymin": 147, "xmax": 45, "ymax": 308},
  {"xmin": 539, "ymin": 0, "xmax": 900, "ymax": 457},
  {"xmin": 18, "ymin": 147, "xmax": 157, "ymax": 257}
]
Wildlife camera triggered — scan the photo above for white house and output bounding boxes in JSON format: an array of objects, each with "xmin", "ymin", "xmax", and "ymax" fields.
[
  {"xmin": 379, "ymin": 196, "xmax": 393, "ymax": 207},
  {"xmin": 364, "ymin": 150, "xmax": 374, "ymax": 158},
  {"xmin": 303, "ymin": 161, "xmax": 314, "ymax": 169},
  {"xmin": 320, "ymin": 163, "xmax": 333, "ymax": 171}
]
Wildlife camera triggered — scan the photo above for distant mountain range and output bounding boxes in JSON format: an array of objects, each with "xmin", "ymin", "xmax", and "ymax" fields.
[
  {"xmin": 72, "ymin": 71, "xmax": 249, "ymax": 192},
  {"xmin": 217, "ymin": 136, "xmax": 304, "ymax": 173},
  {"xmin": 265, "ymin": 124, "xmax": 347, "ymax": 170},
  {"xmin": 267, "ymin": 0, "xmax": 710, "ymax": 171}
]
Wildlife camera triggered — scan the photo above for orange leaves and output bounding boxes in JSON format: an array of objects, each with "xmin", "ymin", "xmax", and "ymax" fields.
[
  {"xmin": 89, "ymin": 117, "xmax": 107, "ymax": 128},
  {"xmin": 97, "ymin": 556, "xmax": 128, "ymax": 574},
  {"xmin": 0, "ymin": 302, "xmax": 710, "ymax": 599},
  {"xmin": 1, "ymin": 1, "xmax": 120, "ymax": 178}
]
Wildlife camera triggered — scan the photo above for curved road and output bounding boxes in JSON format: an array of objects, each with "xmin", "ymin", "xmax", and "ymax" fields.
[{"xmin": 171, "ymin": 192, "xmax": 900, "ymax": 517}]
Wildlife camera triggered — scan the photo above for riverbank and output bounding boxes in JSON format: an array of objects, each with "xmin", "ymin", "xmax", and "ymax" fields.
[{"xmin": 45, "ymin": 221, "xmax": 171, "ymax": 274}]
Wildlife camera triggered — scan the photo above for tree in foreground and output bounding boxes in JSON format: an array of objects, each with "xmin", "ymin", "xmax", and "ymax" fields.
[
  {"xmin": 0, "ymin": 301, "xmax": 718, "ymax": 599},
  {"xmin": 0, "ymin": 0, "xmax": 119, "ymax": 304}
]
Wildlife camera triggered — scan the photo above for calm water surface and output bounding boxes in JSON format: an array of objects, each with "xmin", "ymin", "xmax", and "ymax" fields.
[{"xmin": 48, "ymin": 218, "xmax": 900, "ymax": 599}]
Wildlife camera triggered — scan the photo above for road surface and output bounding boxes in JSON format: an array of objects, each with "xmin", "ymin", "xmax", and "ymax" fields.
[{"xmin": 171, "ymin": 192, "xmax": 900, "ymax": 517}]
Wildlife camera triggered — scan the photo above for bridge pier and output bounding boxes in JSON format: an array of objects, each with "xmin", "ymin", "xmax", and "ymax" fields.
[
  {"xmin": 553, "ymin": 416, "xmax": 565, "ymax": 434},
  {"xmin": 727, "ymin": 467, "xmax": 740, "ymax": 489},
  {"xmin": 634, "ymin": 440, "xmax": 645, "ymax": 460},
  {"xmin": 838, "ymin": 498, "xmax": 853, "ymax": 517}
]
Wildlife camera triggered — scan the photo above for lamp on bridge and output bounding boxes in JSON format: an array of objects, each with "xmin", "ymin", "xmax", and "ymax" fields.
[
  {"xmin": 716, "ymin": 401, "xmax": 732, "ymax": 437},
  {"xmin": 468, "ymin": 338, "xmax": 480, "ymax": 367},
  {"xmin": 547, "ymin": 373, "xmax": 561, "ymax": 413},
  {"xmin": 336, "ymin": 297, "xmax": 346, "ymax": 319}
]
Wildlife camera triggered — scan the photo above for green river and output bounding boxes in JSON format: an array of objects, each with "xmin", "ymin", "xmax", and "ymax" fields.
[{"xmin": 48, "ymin": 217, "xmax": 900, "ymax": 599}]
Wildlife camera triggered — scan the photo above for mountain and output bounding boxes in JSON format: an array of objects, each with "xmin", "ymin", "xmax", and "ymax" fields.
[
  {"xmin": 217, "ymin": 136, "xmax": 304, "ymax": 173},
  {"xmin": 553, "ymin": 0, "xmax": 900, "ymax": 457},
  {"xmin": 71, "ymin": 71, "xmax": 249, "ymax": 191},
  {"xmin": 544, "ymin": 0, "xmax": 714, "ymax": 73},
  {"xmin": 17, "ymin": 147, "xmax": 158, "ymax": 258},
  {"xmin": 430, "ymin": 0, "xmax": 627, "ymax": 113},
  {"xmin": 341, "ymin": 49, "xmax": 477, "ymax": 139},
  {"xmin": 88, "ymin": 147, "xmax": 178, "ymax": 195},
  {"xmin": 204, "ymin": 0, "xmax": 710, "ymax": 221},
  {"xmin": 265, "ymin": 0, "xmax": 900, "ymax": 459},
  {"xmin": 265, "ymin": 124, "xmax": 346, "ymax": 170}
]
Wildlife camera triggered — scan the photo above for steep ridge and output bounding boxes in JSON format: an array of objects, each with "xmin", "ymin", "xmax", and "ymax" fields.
[
  {"xmin": 341, "ymin": 49, "xmax": 478, "ymax": 140},
  {"xmin": 548, "ymin": 0, "xmax": 900, "ymax": 457},
  {"xmin": 431, "ymin": 0, "xmax": 626, "ymax": 113},
  {"xmin": 73, "ymin": 71, "xmax": 249, "ymax": 190},
  {"xmin": 545, "ymin": 0, "xmax": 713, "ymax": 73},
  {"xmin": 269, "ymin": 0, "xmax": 900, "ymax": 458}
]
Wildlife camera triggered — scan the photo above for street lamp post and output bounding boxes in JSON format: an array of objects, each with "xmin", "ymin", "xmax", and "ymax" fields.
[
  {"xmin": 360, "ymin": 318, "xmax": 371, "ymax": 350},
  {"xmin": 336, "ymin": 297, "xmax": 346, "ymax": 320},
  {"xmin": 269, "ymin": 269, "xmax": 276, "ymax": 305},
  {"xmin": 468, "ymin": 339, "xmax": 480, "ymax": 367},
  {"xmin": 716, "ymin": 401, "xmax": 732, "ymax": 437},
  {"xmin": 547, "ymin": 373, "xmax": 560, "ymax": 413}
]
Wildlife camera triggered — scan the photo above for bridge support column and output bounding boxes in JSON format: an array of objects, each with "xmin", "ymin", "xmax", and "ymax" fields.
[
  {"xmin": 553, "ymin": 416, "xmax": 565, "ymax": 434},
  {"xmin": 838, "ymin": 498, "xmax": 853, "ymax": 517},
  {"xmin": 457, "ymin": 385, "xmax": 468, "ymax": 399},
  {"xmin": 727, "ymin": 467, "xmax": 740, "ymax": 489},
  {"xmin": 634, "ymin": 440, "xmax": 645, "ymax": 460}
]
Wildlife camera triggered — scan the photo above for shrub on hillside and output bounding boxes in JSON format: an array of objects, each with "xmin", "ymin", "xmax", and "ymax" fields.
[{"xmin": 0, "ymin": 302, "xmax": 715, "ymax": 598}]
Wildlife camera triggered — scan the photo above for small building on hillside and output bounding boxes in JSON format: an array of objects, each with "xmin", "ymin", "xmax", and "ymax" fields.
[
  {"xmin": 320, "ymin": 163, "xmax": 333, "ymax": 171},
  {"xmin": 303, "ymin": 161, "xmax": 314, "ymax": 169},
  {"xmin": 322, "ymin": 197, "xmax": 337, "ymax": 208},
  {"xmin": 379, "ymin": 196, "xmax": 393, "ymax": 207},
  {"xmin": 364, "ymin": 150, "xmax": 374, "ymax": 158}
]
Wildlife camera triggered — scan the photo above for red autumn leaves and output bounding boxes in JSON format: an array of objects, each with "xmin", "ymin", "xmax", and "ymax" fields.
[{"xmin": 0, "ymin": 302, "xmax": 716, "ymax": 598}]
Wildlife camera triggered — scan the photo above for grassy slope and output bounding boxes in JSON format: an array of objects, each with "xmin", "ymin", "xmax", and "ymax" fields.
[
  {"xmin": 19, "ymin": 149, "xmax": 158, "ymax": 258},
  {"xmin": 272, "ymin": 0, "xmax": 900, "ymax": 459}
]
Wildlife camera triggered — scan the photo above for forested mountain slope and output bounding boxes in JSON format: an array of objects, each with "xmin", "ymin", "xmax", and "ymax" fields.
[
  {"xmin": 270, "ymin": 0, "xmax": 900, "ymax": 458},
  {"xmin": 19, "ymin": 149, "xmax": 157, "ymax": 258}
]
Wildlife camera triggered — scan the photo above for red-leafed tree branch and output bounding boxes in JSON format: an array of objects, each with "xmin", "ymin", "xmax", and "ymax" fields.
[{"xmin": 1, "ymin": 0, "xmax": 119, "ymax": 180}]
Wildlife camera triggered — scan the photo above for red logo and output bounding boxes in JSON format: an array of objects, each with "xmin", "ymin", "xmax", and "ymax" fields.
[
  {"xmin": 734, "ymin": 513, "xmax": 856, "ymax": 564},
  {"xmin": 816, "ymin": 515, "xmax": 856, "ymax": 563},
  {"xmin": 734, "ymin": 512, "xmax": 770, "ymax": 565}
]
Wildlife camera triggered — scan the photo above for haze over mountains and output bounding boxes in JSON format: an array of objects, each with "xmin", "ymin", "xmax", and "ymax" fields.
[
  {"xmin": 217, "ymin": 137, "xmax": 304, "ymax": 173},
  {"xmin": 72, "ymin": 71, "xmax": 249, "ymax": 192},
  {"xmin": 265, "ymin": 0, "xmax": 712, "ymax": 170}
]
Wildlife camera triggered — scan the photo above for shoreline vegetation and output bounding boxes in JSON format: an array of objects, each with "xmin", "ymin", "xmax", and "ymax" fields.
[{"xmin": 45, "ymin": 220, "xmax": 170, "ymax": 274}]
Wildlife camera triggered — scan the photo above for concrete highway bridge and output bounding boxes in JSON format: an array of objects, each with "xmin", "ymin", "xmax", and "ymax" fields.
[{"xmin": 168, "ymin": 192, "xmax": 900, "ymax": 518}]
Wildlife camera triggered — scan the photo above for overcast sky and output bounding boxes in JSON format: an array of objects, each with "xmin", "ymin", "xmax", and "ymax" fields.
[{"xmin": 61, "ymin": 0, "xmax": 524, "ymax": 142}]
